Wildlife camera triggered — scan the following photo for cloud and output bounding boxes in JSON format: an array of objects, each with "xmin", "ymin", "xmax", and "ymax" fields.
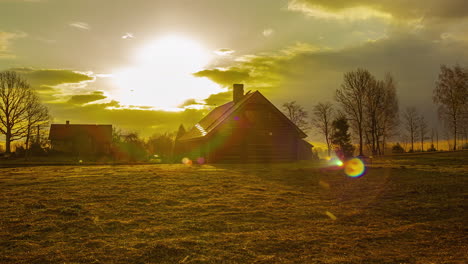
[
  {"xmin": 2, "ymin": 66, "xmax": 208, "ymax": 137},
  {"xmin": 263, "ymin": 28, "xmax": 275, "ymax": 37},
  {"xmin": 178, "ymin": 98, "xmax": 203, "ymax": 108},
  {"xmin": 193, "ymin": 68, "xmax": 250, "ymax": 87},
  {"xmin": 203, "ymin": 91, "xmax": 232, "ymax": 106},
  {"xmin": 69, "ymin": 22, "xmax": 90, "ymax": 30},
  {"xmin": 67, "ymin": 91, "xmax": 107, "ymax": 105},
  {"xmin": 195, "ymin": 42, "xmax": 320, "ymax": 91},
  {"xmin": 0, "ymin": 31, "xmax": 26, "ymax": 59},
  {"xmin": 194, "ymin": 31, "xmax": 468, "ymax": 133},
  {"xmin": 122, "ymin": 33, "xmax": 134, "ymax": 39},
  {"xmin": 214, "ymin": 48, "xmax": 235, "ymax": 56},
  {"xmin": 11, "ymin": 68, "xmax": 94, "ymax": 87},
  {"xmin": 288, "ymin": 0, "xmax": 468, "ymax": 21}
]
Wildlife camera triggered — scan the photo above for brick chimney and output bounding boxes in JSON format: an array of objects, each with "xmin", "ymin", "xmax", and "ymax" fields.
[{"xmin": 233, "ymin": 84, "xmax": 244, "ymax": 103}]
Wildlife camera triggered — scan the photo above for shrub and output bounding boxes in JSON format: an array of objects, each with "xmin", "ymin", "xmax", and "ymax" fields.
[
  {"xmin": 427, "ymin": 144, "xmax": 437, "ymax": 152},
  {"xmin": 391, "ymin": 143, "xmax": 405, "ymax": 153}
]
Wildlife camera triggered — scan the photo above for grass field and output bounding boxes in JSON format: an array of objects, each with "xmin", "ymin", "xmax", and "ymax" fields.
[{"xmin": 1, "ymin": 151, "xmax": 467, "ymax": 263}]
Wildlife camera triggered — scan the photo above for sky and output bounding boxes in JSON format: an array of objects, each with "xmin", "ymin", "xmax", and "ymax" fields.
[{"xmin": 1, "ymin": 0, "xmax": 468, "ymax": 141}]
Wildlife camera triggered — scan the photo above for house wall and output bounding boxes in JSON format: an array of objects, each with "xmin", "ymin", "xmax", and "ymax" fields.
[{"xmin": 51, "ymin": 137, "xmax": 110, "ymax": 156}]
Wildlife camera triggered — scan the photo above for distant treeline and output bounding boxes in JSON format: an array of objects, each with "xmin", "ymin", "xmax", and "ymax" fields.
[{"xmin": 281, "ymin": 65, "xmax": 468, "ymax": 157}]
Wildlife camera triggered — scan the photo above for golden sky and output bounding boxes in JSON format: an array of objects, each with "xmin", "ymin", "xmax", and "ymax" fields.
[{"xmin": 1, "ymin": 0, "xmax": 467, "ymax": 138}]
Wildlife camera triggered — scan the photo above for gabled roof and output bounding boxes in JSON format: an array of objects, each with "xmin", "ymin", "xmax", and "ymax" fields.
[
  {"xmin": 179, "ymin": 91, "xmax": 307, "ymax": 141},
  {"xmin": 49, "ymin": 124, "xmax": 112, "ymax": 143}
]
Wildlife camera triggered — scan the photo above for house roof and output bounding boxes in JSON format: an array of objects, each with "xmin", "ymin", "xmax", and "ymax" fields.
[
  {"xmin": 49, "ymin": 124, "xmax": 112, "ymax": 142},
  {"xmin": 179, "ymin": 90, "xmax": 307, "ymax": 141}
]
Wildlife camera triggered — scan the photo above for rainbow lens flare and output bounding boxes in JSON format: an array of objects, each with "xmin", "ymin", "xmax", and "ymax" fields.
[
  {"xmin": 182, "ymin": 157, "xmax": 193, "ymax": 165},
  {"xmin": 344, "ymin": 157, "xmax": 366, "ymax": 178}
]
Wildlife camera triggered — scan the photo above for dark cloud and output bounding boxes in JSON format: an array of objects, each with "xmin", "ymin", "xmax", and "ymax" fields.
[
  {"xmin": 10, "ymin": 68, "xmax": 94, "ymax": 87},
  {"xmin": 193, "ymin": 68, "xmax": 250, "ymax": 87},
  {"xmin": 67, "ymin": 91, "xmax": 106, "ymax": 105},
  {"xmin": 197, "ymin": 32, "xmax": 468, "ymax": 134},
  {"xmin": 203, "ymin": 91, "xmax": 232, "ymax": 106},
  {"xmin": 288, "ymin": 0, "xmax": 468, "ymax": 20}
]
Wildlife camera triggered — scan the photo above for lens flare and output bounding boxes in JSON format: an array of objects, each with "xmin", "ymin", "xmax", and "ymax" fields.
[
  {"xmin": 329, "ymin": 157, "xmax": 343, "ymax": 167},
  {"xmin": 197, "ymin": 157, "xmax": 205, "ymax": 164},
  {"xmin": 182, "ymin": 157, "xmax": 192, "ymax": 165},
  {"xmin": 344, "ymin": 157, "xmax": 366, "ymax": 178}
]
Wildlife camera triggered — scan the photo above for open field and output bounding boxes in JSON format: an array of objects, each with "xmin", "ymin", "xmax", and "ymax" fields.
[{"xmin": 1, "ymin": 152, "xmax": 467, "ymax": 263}]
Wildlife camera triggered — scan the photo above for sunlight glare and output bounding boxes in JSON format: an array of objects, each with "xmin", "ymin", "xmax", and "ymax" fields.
[{"xmin": 112, "ymin": 35, "xmax": 223, "ymax": 109}]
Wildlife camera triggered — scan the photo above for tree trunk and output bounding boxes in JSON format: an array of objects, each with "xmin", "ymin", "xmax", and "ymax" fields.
[
  {"xmin": 453, "ymin": 117, "xmax": 457, "ymax": 151},
  {"xmin": 5, "ymin": 132, "xmax": 11, "ymax": 154},
  {"xmin": 359, "ymin": 126, "xmax": 363, "ymax": 156},
  {"xmin": 382, "ymin": 135, "xmax": 386, "ymax": 155},
  {"xmin": 25, "ymin": 125, "xmax": 31, "ymax": 160},
  {"xmin": 410, "ymin": 127, "xmax": 414, "ymax": 152}
]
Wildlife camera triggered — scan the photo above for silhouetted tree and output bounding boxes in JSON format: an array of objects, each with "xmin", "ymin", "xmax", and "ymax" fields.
[
  {"xmin": 122, "ymin": 132, "xmax": 147, "ymax": 161},
  {"xmin": 25, "ymin": 93, "xmax": 49, "ymax": 155},
  {"xmin": 0, "ymin": 71, "xmax": 42, "ymax": 153},
  {"xmin": 282, "ymin": 101, "xmax": 309, "ymax": 132},
  {"xmin": 312, "ymin": 102, "xmax": 334, "ymax": 156},
  {"xmin": 336, "ymin": 68, "xmax": 375, "ymax": 156},
  {"xmin": 331, "ymin": 115, "xmax": 355, "ymax": 159},
  {"xmin": 433, "ymin": 64, "xmax": 468, "ymax": 150},
  {"xmin": 418, "ymin": 114, "xmax": 428, "ymax": 151},
  {"xmin": 147, "ymin": 132, "xmax": 175, "ymax": 162},
  {"xmin": 378, "ymin": 73, "xmax": 399, "ymax": 155},
  {"xmin": 111, "ymin": 129, "xmax": 147, "ymax": 161},
  {"xmin": 403, "ymin": 107, "xmax": 419, "ymax": 152},
  {"xmin": 391, "ymin": 143, "xmax": 405, "ymax": 153}
]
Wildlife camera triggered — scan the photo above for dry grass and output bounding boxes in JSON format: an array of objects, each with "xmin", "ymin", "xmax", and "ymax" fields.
[{"xmin": 1, "ymin": 152, "xmax": 467, "ymax": 263}]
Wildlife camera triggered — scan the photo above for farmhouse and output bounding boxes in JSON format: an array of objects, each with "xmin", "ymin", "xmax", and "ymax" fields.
[
  {"xmin": 176, "ymin": 84, "xmax": 313, "ymax": 163},
  {"xmin": 48, "ymin": 121, "xmax": 112, "ymax": 156}
]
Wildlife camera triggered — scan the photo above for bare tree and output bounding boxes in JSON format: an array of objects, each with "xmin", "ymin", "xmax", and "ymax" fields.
[
  {"xmin": 379, "ymin": 73, "xmax": 399, "ymax": 154},
  {"xmin": 418, "ymin": 114, "xmax": 428, "ymax": 151},
  {"xmin": 433, "ymin": 64, "xmax": 468, "ymax": 150},
  {"xmin": 363, "ymin": 79, "xmax": 383, "ymax": 155},
  {"xmin": 282, "ymin": 101, "xmax": 310, "ymax": 132},
  {"xmin": 0, "ymin": 71, "xmax": 36, "ymax": 153},
  {"xmin": 336, "ymin": 68, "xmax": 375, "ymax": 156},
  {"xmin": 403, "ymin": 107, "xmax": 419, "ymax": 152},
  {"xmin": 25, "ymin": 93, "xmax": 50, "ymax": 153},
  {"xmin": 312, "ymin": 102, "xmax": 334, "ymax": 156}
]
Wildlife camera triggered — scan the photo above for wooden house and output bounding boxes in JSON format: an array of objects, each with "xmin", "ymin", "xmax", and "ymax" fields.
[
  {"xmin": 177, "ymin": 84, "xmax": 313, "ymax": 163},
  {"xmin": 48, "ymin": 121, "xmax": 112, "ymax": 156}
]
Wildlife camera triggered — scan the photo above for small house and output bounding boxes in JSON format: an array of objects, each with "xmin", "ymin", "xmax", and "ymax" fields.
[
  {"xmin": 48, "ymin": 121, "xmax": 112, "ymax": 156},
  {"xmin": 176, "ymin": 84, "xmax": 313, "ymax": 163}
]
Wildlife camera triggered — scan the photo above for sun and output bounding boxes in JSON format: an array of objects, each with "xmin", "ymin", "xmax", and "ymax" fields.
[{"xmin": 112, "ymin": 34, "xmax": 223, "ymax": 110}]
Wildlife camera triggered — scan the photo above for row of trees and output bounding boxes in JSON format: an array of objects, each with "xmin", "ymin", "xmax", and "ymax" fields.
[
  {"xmin": 0, "ymin": 71, "xmax": 50, "ymax": 154},
  {"xmin": 283, "ymin": 64, "xmax": 468, "ymax": 157},
  {"xmin": 111, "ymin": 128, "xmax": 180, "ymax": 162},
  {"xmin": 283, "ymin": 69, "xmax": 398, "ymax": 157}
]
